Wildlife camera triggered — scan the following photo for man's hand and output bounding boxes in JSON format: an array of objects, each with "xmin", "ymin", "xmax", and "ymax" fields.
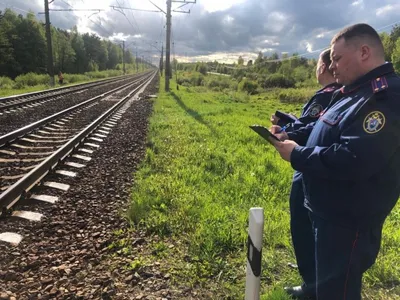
[
  {"xmin": 270, "ymin": 114, "xmax": 280, "ymax": 125},
  {"xmin": 272, "ymin": 140, "xmax": 299, "ymax": 162},
  {"xmin": 270, "ymin": 125, "xmax": 289, "ymax": 141}
]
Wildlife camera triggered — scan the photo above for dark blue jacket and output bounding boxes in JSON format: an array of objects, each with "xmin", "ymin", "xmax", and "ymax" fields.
[
  {"xmin": 277, "ymin": 83, "xmax": 341, "ymax": 132},
  {"xmin": 288, "ymin": 63, "xmax": 400, "ymax": 229}
]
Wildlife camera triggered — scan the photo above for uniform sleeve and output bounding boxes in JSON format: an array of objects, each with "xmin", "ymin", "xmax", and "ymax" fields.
[
  {"xmin": 290, "ymin": 99, "xmax": 400, "ymax": 180},
  {"xmin": 287, "ymin": 122, "xmax": 316, "ymax": 146},
  {"xmin": 292, "ymin": 92, "xmax": 333, "ymax": 131}
]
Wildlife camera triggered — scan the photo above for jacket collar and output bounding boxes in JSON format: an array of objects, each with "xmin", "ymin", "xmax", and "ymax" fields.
[
  {"xmin": 316, "ymin": 82, "xmax": 342, "ymax": 93},
  {"xmin": 340, "ymin": 62, "xmax": 395, "ymax": 94}
]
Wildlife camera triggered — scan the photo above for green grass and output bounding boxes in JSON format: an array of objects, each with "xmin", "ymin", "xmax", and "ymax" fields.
[
  {"xmin": 0, "ymin": 84, "xmax": 50, "ymax": 97},
  {"xmin": 127, "ymin": 78, "xmax": 400, "ymax": 299},
  {"xmin": 0, "ymin": 67, "xmax": 149, "ymax": 98}
]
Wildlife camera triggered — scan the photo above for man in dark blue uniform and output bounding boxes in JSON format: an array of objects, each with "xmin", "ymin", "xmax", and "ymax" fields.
[
  {"xmin": 271, "ymin": 23, "xmax": 400, "ymax": 300},
  {"xmin": 271, "ymin": 49, "xmax": 341, "ymax": 299},
  {"xmin": 270, "ymin": 50, "xmax": 340, "ymax": 132}
]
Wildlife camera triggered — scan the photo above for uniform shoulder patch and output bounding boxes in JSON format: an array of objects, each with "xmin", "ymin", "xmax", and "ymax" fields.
[
  {"xmin": 371, "ymin": 76, "xmax": 388, "ymax": 93},
  {"xmin": 363, "ymin": 111, "xmax": 385, "ymax": 134},
  {"xmin": 308, "ymin": 104, "xmax": 323, "ymax": 118}
]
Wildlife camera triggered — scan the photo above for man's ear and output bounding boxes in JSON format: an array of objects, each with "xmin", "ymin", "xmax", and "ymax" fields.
[
  {"xmin": 360, "ymin": 44, "xmax": 371, "ymax": 62},
  {"xmin": 320, "ymin": 63, "xmax": 326, "ymax": 74}
]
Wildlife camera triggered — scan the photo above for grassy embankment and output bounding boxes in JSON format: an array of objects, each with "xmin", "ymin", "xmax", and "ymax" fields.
[
  {"xmin": 0, "ymin": 64, "xmax": 147, "ymax": 98},
  {"xmin": 124, "ymin": 75, "xmax": 400, "ymax": 299}
]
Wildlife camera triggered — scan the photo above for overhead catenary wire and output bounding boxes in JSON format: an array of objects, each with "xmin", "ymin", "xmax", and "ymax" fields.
[
  {"xmin": 125, "ymin": 0, "xmax": 142, "ymax": 35},
  {"xmin": 49, "ymin": 3, "xmax": 122, "ymax": 53},
  {"xmin": 147, "ymin": 0, "xmax": 166, "ymax": 14},
  {"xmin": 112, "ymin": 0, "xmax": 164, "ymax": 57},
  {"xmin": 2, "ymin": 1, "xmax": 398, "ymax": 67},
  {"xmin": 49, "ymin": 0, "xmax": 193, "ymax": 91},
  {"xmin": 115, "ymin": 1, "xmax": 162, "ymax": 67},
  {"xmin": 42, "ymin": 0, "xmax": 114, "ymax": 37},
  {"xmin": 0, "ymin": 1, "xmax": 30, "ymax": 14},
  {"xmin": 168, "ymin": 3, "xmax": 192, "ymax": 63},
  {"xmin": 60, "ymin": 0, "xmax": 73, "ymax": 9},
  {"xmin": 58, "ymin": 0, "xmax": 113, "ymax": 35},
  {"xmin": 0, "ymin": 0, "xmax": 134, "ymax": 65},
  {"xmin": 158, "ymin": 13, "xmax": 165, "ymax": 44},
  {"xmin": 88, "ymin": 16, "xmax": 113, "ymax": 37},
  {"xmin": 1, "ymin": 0, "xmax": 108, "ymax": 54},
  {"xmin": 12, "ymin": 1, "xmax": 397, "ymax": 68},
  {"xmin": 115, "ymin": 0, "xmax": 137, "ymax": 35}
]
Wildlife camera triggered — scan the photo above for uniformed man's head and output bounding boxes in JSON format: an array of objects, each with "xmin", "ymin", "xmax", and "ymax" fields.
[
  {"xmin": 316, "ymin": 49, "xmax": 334, "ymax": 85},
  {"xmin": 329, "ymin": 23, "xmax": 385, "ymax": 86}
]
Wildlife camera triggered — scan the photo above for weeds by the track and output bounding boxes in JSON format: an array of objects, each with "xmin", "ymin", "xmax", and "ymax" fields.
[{"xmin": 128, "ymin": 77, "xmax": 400, "ymax": 299}]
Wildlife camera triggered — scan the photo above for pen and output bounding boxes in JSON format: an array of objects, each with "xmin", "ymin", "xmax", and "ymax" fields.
[{"xmin": 278, "ymin": 125, "xmax": 287, "ymax": 133}]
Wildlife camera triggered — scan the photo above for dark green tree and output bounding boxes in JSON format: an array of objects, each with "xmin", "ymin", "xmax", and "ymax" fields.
[
  {"xmin": 53, "ymin": 29, "xmax": 76, "ymax": 73},
  {"xmin": 106, "ymin": 41, "xmax": 119, "ymax": 69},
  {"xmin": 71, "ymin": 27, "xmax": 87, "ymax": 73},
  {"xmin": 13, "ymin": 12, "xmax": 47, "ymax": 75},
  {"xmin": 255, "ymin": 51, "xmax": 263, "ymax": 65},
  {"xmin": 0, "ymin": 9, "xmax": 17, "ymax": 77}
]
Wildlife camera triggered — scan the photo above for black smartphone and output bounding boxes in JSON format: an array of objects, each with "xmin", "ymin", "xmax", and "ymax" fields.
[
  {"xmin": 250, "ymin": 125, "xmax": 281, "ymax": 144},
  {"xmin": 275, "ymin": 110, "xmax": 297, "ymax": 123}
]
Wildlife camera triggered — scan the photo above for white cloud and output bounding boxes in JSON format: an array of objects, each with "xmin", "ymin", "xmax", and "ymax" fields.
[
  {"xmin": 376, "ymin": 4, "xmax": 400, "ymax": 16},
  {"xmin": 197, "ymin": 0, "xmax": 248, "ymax": 13},
  {"xmin": 222, "ymin": 15, "xmax": 234, "ymax": 24},
  {"xmin": 305, "ymin": 42, "xmax": 313, "ymax": 53},
  {"xmin": 257, "ymin": 48, "xmax": 274, "ymax": 53},
  {"xmin": 176, "ymin": 51, "xmax": 257, "ymax": 63},
  {"xmin": 264, "ymin": 11, "xmax": 290, "ymax": 33},
  {"xmin": 263, "ymin": 39, "xmax": 280, "ymax": 46},
  {"xmin": 109, "ymin": 33, "xmax": 130, "ymax": 41},
  {"xmin": 314, "ymin": 28, "xmax": 335, "ymax": 39},
  {"xmin": 2, "ymin": 0, "xmax": 399, "ymax": 64},
  {"xmin": 351, "ymin": 0, "xmax": 364, "ymax": 8}
]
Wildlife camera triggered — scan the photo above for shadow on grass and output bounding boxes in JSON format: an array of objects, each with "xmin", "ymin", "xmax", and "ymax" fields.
[{"xmin": 170, "ymin": 91, "xmax": 218, "ymax": 135}]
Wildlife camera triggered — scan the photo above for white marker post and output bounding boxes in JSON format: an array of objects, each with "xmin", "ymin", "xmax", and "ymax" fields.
[{"xmin": 245, "ymin": 207, "xmax": 264, "ymax": 300}]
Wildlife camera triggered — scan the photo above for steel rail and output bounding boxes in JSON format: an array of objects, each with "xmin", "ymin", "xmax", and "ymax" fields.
[
  {"xmin": 0, "ymin": 70, "xmax": 157, "ymax": 215},
  {"xmin": 0, "ymin": 73, "xmax": 150, "ymax": 148},
  {"xmin": 0, "ymin": 71, "xmax": 152, "ymax": 111},
  {"xmin": 0, "ymin": 73, "xmax": 136, "ymax": 103}
]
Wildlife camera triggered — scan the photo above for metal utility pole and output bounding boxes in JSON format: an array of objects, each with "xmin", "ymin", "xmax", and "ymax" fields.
[
  {"xmin": 44, "ymin": 0, "xmax": 55, "ymax": 86},
  {"xmin": 165, "ymin": 0, "xmax": 196, "ymax": 91},
  {"xmin": 122, "ymin": 41, "xmax": 126, "ymax": 75},
  {"xmin": 165, "ymin": 0, "xmax": 172, "ymax": 91},
  {"xmin": 136, "ymin": 48, "xmax": 139, "ymax": 73},
  {"xmin": 112, "ymin": 1, "xmax": 196, "ymax": 89},
  {"xmin": 160, "ymin": 44, "xmax": 164, "ymax": 76}
]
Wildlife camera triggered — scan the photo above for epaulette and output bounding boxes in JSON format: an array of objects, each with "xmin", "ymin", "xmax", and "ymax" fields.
[{"xmin": 371, "ymin": 76, "xmax": 388, "ymax": 93}]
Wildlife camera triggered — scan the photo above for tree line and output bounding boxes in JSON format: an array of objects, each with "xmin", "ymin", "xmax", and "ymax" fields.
[
  {"xmin": 176, "ymin": 25, "xmax": 400, "ymax": 89},
  {"xmin": 0, "ymin": 9, "xmax": 136, "ymax": 79}
]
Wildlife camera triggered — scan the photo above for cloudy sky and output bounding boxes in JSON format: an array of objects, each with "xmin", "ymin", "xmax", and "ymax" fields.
[{"xmin": 1, "ymin": 0, "xmax": 399, "ymax": 63}]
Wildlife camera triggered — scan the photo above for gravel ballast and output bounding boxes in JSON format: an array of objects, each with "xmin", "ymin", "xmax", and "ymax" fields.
[{"xmin": 0, "ymin": 76, "xmax": 185, "ymax": 299}]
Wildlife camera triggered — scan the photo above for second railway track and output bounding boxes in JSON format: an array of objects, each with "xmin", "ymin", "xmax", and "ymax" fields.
[
  {"xmin": 0, "ymin": 72, "xmax": 152, "ymax": 137},
  {"xmin": 0, "ymin": 74, "xmax": 137, "ymax": 112},
  {"xmin": 0, "ymin": 71, "xmax": 157, "ymax": 244}
]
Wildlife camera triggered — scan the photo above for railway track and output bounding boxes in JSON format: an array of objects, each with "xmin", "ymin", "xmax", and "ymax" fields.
[
  {"xmin": 0, "ymin": 74, "xmax": 140, "ymax": 114},
  {"xmin": 0, "ymin": 72, "xmax": 153, "ymax": 137},
  {"xmin": 0, "ymin": 70, "xmax": 157, "ymax": 244}
]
